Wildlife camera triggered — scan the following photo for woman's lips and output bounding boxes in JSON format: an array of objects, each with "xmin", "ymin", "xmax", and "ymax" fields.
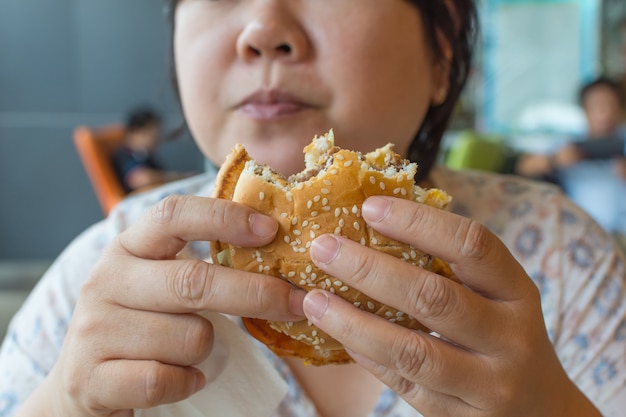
[
  {"xmin": 238, "ymin": 102, "xmax": 307, "ymax": 119},
  {"xmin": 237, "ymin": 89, "xmax": 311, "ymax": 119}
]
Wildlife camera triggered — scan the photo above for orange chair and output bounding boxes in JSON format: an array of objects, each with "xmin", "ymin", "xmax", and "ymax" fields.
[{"xmin": 73, "ymin": 125, "xmax": 127, "ymax": 216}]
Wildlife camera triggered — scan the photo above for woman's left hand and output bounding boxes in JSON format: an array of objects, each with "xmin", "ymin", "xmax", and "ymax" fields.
[{"xmin": 303, "ymin": 196, "xmax": 601, "ymax": 417}]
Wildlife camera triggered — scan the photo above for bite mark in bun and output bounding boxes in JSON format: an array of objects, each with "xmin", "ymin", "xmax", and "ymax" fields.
[{"xmin": 210, "ymin": 130, "xmax": 454, "ymax": 365}]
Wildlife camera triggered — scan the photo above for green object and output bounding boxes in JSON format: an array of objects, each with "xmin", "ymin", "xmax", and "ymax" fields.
[{"xmin": 445, "ymin": 130, "xmax": 509, "ymax": 172}]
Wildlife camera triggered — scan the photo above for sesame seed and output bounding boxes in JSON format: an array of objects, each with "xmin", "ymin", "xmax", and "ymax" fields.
[
  {"xmin": 256, "ymin": 257, "xmax": 263, "ymax": 263},
  {"xmin": 353, "ymin": 302, "xmax": 361, "ymax": 308},
  {"xmin": 293, "ymin": 229, "xmax": 301, "ymax": 236},
  {"xmin": 334, "ymin": 227, "xmax": 341, "ymax": 235},
  {"xmin": 330, "ymin": 169, "xmax": 338, "ymax": 175},
  {"xmin": 284, "ymin": 236, "xmax": 291, "ymax": 244},
  {"xmin": 322, "ymin": 206, "xmax": 331, "ymax": 211},
  {"xmin": 379, "ymin": 182, "xmax": 386, "ymax": 190},
  {"xmin": 352, "ymin": 205, "xmax": 358, "ymax": 214},
  {"xmin": 322, "ymin": 198, "xmax": 329, "ymax": 206},
  {"xmin": 300, "ymin": 272, "xmax": 307, "ymax": 279},
  {"xmin": 393, "ymin": 188, "xmax": 401, "ymax": 195},
  {"xmin": 400, "ymin": 188, "xmax": 407, "ymax": 196},
  {"xmin": 339, "ymin": 286, "xmax": 349, "ymax": 292},
  {"xmin": 353, "ymin": 222, "xmax": 360, "ymax": 231},
  {"xmin": 258, "ymin": 265, "xmax": 264, "ymax": 272},
  {"xmin": 324, "ymin": 179, "xmax": 332, "ymax": 186},
  {"xmin": 369, "ymin": 176, "xmax": 376, "ymax": 184},
  {"xmin": 360, "ymin": 237, "xmax": 366, "ymax": 246},
  {"xmin": 334, "ymin": 208, "xmax": 341, "ymax": 217},
  {"xmin": 292, "ymin": 217, "xmax": 298, "ymax": 226},
  {"xmin": 307, "ymin": 200, "xmax": 313, "ymax": 209},
  {"xmin": 311, "ymin": 211, "xmax": 318, "ymax": 217},
  {"xmin": 263, "ymin": 265, "xmax": 270, "ymax": 272},
  {"xmin": 305, "ymin": 181, "xmax": 312, "ymax": 187},
  {"xmin": 338, "ymin": 219, "xmax": 345, "ymax": 227},
  {"xmin": 311, "ymin": 273, "xmax": 317, "ymax": 279},
  {"xmin": 312, "ymin": 224, "xmax": 321, "ymax": 230},
  {"xmin": 333, "ymin": 280, "xmax": 343, "ymax": 286},
  {"xmin": 310, "ymin": 231, "xmax": 316, "ymax": 239},
  {"xmin": 330, "ymin": 288, "xmax": 336, "ymax": 294},
  {"xmin": 288, "ymin": 271, "xmax": 296, "ymax": 277},
  {"xmin": 292, "ymin": 246, "xmax": 299, "ymax": 253},
  {"xmin": 302, "ymin": 220, "xmax": 309, "ymax": 227},
  {"xmin": 298, "ymin": 247, "xmax": 307, "ymax": 253},
  {"xmin": 306, "ymin": 265, "xmax": 312, "ymax": 274},
  {"xmin": 342, "ymin": 207, "xmax": 350, "ymax": 215},
  {"xmin": 402, "ymin": 252, "xmax": 410, "ymax": 260},
  {"xmin": 325, "ymin": 278, "xmax": 332, "ymax": 287},
  {"xmin": 306, "ymin": 241, "xmax": 312, "ymax": 249},
  {"xmin": 335, "ymin": 154, "xmax": 345, "ymax": 160},
  {"xmin": 259, "ymin": 191, "xmax": 265, "ymax": 200},
  {"xmin": 286, "ymin": 192, "xmax": 293, "ymax": 202},
  {"xmin": 321, "ymin": 188, "xmax": 330, "ymax": 194},
  {"xmin": 367, "ymin": 301, "xmax": 375, "ymax": 310},
  {"xmin": 312, "ymin": 330, "xmax": 318, "ymax": 337},
  {"xmin": 290, "ymin": 241, "xmax": 298, "ymax": 247},
  {"xmin": 372, "ymin": 237, "xmax": 378, "ymax": 245},
  {"xmin": 344, "ymin": 160, "xmax": 353, "ymax": 167},
  {"xmin": 397, "ymin": 175, "xmax": 404, "ymax": 182},
  {"xmin": 313, "ymin": 195, "xmax": 320, "ymax": 203},
  {"xmin": 320, "ymin": 281, "xmax": 327, "ymax": 289}
]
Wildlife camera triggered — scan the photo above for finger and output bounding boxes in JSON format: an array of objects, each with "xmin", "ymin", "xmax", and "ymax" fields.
[
  {"xmin": 89, "ymin": 256, "xmax": 306, "ymax": 321},
  {"xmin": 90, "ymin": 360, "xmax": 206, "ymax": 410},
  {"xmin": 346, "ymin": 349, "xmax": 472, "ymax": 417},
  {"xmin": 310, "ymin": 234, "xmax": 506, "ymax": 350},
  {"xmin": 362, "ymin": 196, "xmax": 532, "ymax": 300},
  {"xmin": 114, "ymin": 195, "xmax": 278, "ymax": 260},
  {"xmin": 73, "ymin": 307, "xmax": 214, "ymax": 367},
  {"xmin": 303, "ymin": 290, "xmax": 487, "ymax": 403}
]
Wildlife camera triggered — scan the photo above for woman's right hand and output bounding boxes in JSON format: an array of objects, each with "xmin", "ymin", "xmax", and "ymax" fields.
[{"xmin": 26, "ymin": 195, "xmax": 306, "ymax": 417}]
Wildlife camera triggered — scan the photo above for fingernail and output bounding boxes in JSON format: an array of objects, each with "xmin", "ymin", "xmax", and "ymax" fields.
[
  {"xmin": 288, "ymin": 288, "xmax": 306, "ymax": 318},
  {"xmin": 362, "ymin": 197, "xmax": 391, "ymax": 223},
  {"xmin": 304, "ymin": 291, "xmax": 329, "ymax": 320},
  {"xmin": 249, "ymin": 214, "xmax": 278, "ymax": 238},
  {"xmin": 310, "ymin": 235, "xmax": 340, "ymax": 265}
]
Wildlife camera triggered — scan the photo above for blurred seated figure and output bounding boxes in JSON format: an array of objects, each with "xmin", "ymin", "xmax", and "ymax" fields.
[
  {"xmin": 113, "ymin": 106, "xmax": 189, "ymax": 194},
  {"xmin": 515, "ymin": 77, "xmax": 626, "ymax": 243}
]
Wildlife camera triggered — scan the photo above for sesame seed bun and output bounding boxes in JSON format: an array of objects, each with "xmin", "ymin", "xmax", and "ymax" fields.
[{"xmin": 210, "ymin": 130, "xmax": 454, "ymax": 366}]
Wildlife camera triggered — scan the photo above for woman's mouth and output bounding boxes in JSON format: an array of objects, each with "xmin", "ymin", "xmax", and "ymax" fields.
[{"xmin": 237, "ymin": 90, "xmax": 310, "ymax": 119}]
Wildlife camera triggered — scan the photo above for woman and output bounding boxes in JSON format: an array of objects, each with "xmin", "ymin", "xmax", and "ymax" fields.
[{"xmin": 1, "ymin": 1, "xmax": 624, "ymax": 416}]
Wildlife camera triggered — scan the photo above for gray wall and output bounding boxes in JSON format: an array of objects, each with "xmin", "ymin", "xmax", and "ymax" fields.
[{"xmin": 0, "ymin": 0, "xmax": 205, "ymax": 260}]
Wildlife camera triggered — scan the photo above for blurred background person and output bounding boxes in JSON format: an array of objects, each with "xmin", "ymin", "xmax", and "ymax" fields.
[
  {"xmin": 515, "ymin": 76, "xmax": 626, "ymax": 245},
  {"xmin": 113, "ymin": 106, "xmax": 191, "ymax": 194}
]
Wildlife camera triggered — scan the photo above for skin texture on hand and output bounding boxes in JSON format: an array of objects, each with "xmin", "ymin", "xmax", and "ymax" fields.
[
  {"xmin": 303, "ymin": 196, "xmax": 602, "ymax": 417},
  {"xmin": 15, "ymin": 195, "xmax": 305, "ymax": 417}
]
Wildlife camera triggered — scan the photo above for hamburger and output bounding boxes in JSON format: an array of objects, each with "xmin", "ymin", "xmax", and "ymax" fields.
[{"xmin": 210, "ymin": 130, "xmax": 454, "ymax": 365}]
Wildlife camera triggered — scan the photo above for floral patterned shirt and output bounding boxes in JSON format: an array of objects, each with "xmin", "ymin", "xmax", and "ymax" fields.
[{"xmin": 1, "ymin": 167, "xmax": 625, "ymax": 417}]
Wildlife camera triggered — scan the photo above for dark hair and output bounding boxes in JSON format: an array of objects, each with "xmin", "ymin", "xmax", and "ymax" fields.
[
  {"xmin": 125, "ymin": 106, "xmax": 162, "ymax": 132},
  {"xmin": 578, "ymin": 76, "xmax": 625, "ymax": 107},
  {"xmin": 164, "ymin": 0, "xmax": 478, "ymax": 181}
]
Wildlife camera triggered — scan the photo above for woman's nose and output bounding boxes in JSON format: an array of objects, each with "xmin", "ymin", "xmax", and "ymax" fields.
[{"xmin": 236, "ymin": 6, "xmax": 309, "ymax": 63}]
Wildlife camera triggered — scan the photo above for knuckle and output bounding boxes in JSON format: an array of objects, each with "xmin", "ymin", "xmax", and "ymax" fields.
[
  {"xmin": 206, "ymin": 198, "xmax": 231, "ymax": 230},
  {"xmin": 182, "ymin": 316, "xmax": 214, "ymax": 365},
  {"xmin": 454, "ymin": 218, "xmax": 492, "ymax": 262},
  {"xmin": 350, "ymin": 252, "xmax": 378, "ymax": 287},
  {"xmin": 245, "ymin": 276, "xmax": 277, "ymax": 317},
  {"xmin": 144, "ymin": 362, "xmax": 169, "ymax": 407},
  {"xmin": 169, "ymin": 260, "xmax": 216, "ymax": 308},
  {"xmin": 408, "ymin": 276, "xmax": 452, "ymax": 321},
  {"xmin": 150, "ymin": 194, "xmax": 187, "ymax": 226},
  {"xmin": 389, "ymin": 332, "xmax": 429, "ymax": 379}
]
